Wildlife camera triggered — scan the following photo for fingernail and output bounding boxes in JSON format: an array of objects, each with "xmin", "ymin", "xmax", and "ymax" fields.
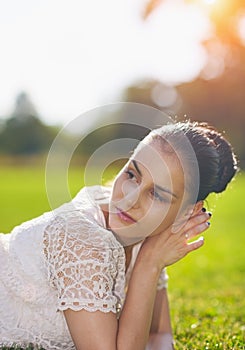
[
  {"xmin": 202, "ymin": 207, "xmax": 206, "ymax": 212},
  {"xmin": 208, "ymin": 212, "xmax": 212, "ymax": 217},
  {"xmin": 207, "ymin": 221, "xmax": 211, "ymax": 226}
]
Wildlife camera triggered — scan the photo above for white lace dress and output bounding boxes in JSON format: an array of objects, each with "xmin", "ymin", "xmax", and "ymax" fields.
[{"xmin": 0, "ymin": 186, "xmax": 168, "ymax": 349}]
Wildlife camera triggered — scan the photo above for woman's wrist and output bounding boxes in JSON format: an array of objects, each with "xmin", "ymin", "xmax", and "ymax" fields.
[
  {"xmin": 134, "ymin": 247, "xmax": 163, "ymax": 278},
  {"xmin": 137, "ymin": 234, "xmax": 170, "ymax": 271}
]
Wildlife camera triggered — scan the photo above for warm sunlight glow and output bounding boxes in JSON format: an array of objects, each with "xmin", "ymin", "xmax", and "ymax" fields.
[
  {"xmin": 139, "ymin": 1, "xmax": 210, "ymax": 84},
  {"xmin": 238, "ymin": 15, "xmax": 245, "ymax": 45},
  {"xmin": 0, "ymin": 0, "xmax": 211, "ymax": 125},
  {"xmin": 202, "ymin": 0, "xmax": 216, "ymax": 4}
]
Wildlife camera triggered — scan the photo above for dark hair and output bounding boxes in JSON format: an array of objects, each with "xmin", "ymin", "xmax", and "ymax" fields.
[{"xmin": 146, "ymin": 121, "xmax": 238, "ymax": 202}]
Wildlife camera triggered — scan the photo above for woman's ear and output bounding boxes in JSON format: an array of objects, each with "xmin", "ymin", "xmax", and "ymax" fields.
[
  {"xmin": 176, "ymin": 201, "xmax": 204, "ymax": 228},
  {"xmin": 178, "ymin": 200, "xmax": 204, "ymax": 221},
  {"xmin": 192, "ymin": 200, "xmax": 204, "ymax": 216}
]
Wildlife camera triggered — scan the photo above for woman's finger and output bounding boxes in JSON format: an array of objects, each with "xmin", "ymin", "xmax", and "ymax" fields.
[
  {"xmin": 186, "ymin": 236, "xmax": 205, "ymax": 254},
  {"xmin": 184, "ymin": 221, "xmax": 210, "ymax": 241},
  {"xmin": 181, "ymin": 212, "xmax": 211, "ymax": 235},
  {"xmin": 171, "ymin": 211, "xmax": 211, "ymax": 236}
]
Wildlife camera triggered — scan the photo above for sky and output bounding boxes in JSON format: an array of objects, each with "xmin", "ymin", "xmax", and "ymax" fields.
[{"xmin": 0, "ymin": 0, "xmax": 212, "ymax": 126}]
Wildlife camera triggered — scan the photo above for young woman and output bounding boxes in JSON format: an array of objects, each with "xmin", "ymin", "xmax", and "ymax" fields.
[{"xmin": 0, "ymin": 121, "xmax": 237, "ymax": 350}]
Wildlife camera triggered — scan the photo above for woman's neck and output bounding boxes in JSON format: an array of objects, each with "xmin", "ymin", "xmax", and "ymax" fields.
[{"xmin": 99, "ymin": 202, "xmax": 135, "ymax": 271}]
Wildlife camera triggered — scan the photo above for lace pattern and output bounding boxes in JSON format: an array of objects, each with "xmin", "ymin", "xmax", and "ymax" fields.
[
  {"xmin": 0, "ymin": 186, "xmax": 168, "ymax": 349},
  {"xmin": 43, "ymin": 210, "xmax": 126, "ymax": 314}
]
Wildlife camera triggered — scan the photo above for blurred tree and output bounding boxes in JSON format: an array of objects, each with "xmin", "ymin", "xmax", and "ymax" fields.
[
  {"xmin": 0, "ymin": 92, "xmax": 57, "ymax": 155},
  {"xmin": 11, "ymin": 91, "xmax": 38, "ymax": 120},
  {"xmin": 123, "ymin": 80, "xmax": 180, "ymax": 117},
  {"xmin": 74, "ymin": 100, "xmax": 166, "ymax": 163},
  {"xmin": 176, "ymin": 75, "xmax": 245, "ymax": 167},
  {"xmin": 121, "ymin": 77, "xmax": 244, "ymax": 167},
  {"xmin": 138, "ymin": 0, "xmax": 245, "ymax": 167},
  {"xmin": 74, "ymin": 116, "xmax": 150, "ymax": 160}
]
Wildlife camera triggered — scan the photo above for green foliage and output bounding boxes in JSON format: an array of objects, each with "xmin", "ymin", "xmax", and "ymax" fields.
[
  {"xmin": 0, "ymin": 92, "xmax": 58, "ymax": 155},
  {"xmin": 123, "ymin": 79, "xmax": 245, "ymax": 169},
  {"xmin": 0, "ymin": 115, "xmax": 57, "ymax": 155},
  {"xmin": 0, "ymin": 166, "xmax": 244, "ymax": 349}
]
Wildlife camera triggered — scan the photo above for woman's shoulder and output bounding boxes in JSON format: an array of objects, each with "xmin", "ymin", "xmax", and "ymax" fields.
[{"xmin": 72, "ymin": 185, "xmax": 111, "ymax": 208}]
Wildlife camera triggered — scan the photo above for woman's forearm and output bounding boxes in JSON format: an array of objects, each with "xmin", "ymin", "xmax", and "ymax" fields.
[
  {"xmin": 146, "ymin": 333, "xmax": 174, "ymax": 350},
  {"xmin": 116, "ymin": 209, "xmax": 209, "ymax": 349},
  {"xmin": 117, "ymin": 273, "xmax": 174, "ymax": 350},
  {"xmin": 117, "ymin": 257, "xmax": 161, "ymax": 350},
  {"xmin": 147, "ymin": 289, "xmax": 174, "ymax": 349},
  {"xmin": 150, "ymin": 288, "xmax": 172, "ymax": 334}
]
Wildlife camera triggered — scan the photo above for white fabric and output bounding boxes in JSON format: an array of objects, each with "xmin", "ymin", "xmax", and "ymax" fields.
[{"xmin": 0, "ymin": 186, "xmax": 168, "ymax": 349}]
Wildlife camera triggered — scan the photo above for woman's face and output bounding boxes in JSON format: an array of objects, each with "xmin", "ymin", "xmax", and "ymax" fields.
[{"xmin": 108, "ymin": 140, "xmax": 186, "ymax": 246}]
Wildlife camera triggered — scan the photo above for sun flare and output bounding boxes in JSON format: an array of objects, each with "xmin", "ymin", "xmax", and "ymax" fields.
[{"xmin": 202, "ymin": 0, "xmax": 216, "ymax": 4}]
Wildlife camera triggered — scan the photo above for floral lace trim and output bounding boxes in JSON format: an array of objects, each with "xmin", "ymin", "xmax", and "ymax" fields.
[{"xmin": 43, "ymin": 212, "xmax": 125, "ymax": 314}]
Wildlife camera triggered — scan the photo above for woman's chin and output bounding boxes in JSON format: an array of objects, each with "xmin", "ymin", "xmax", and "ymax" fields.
[
  {"xmin": 109, "ymin": 221, "xmax": 152, "ymax": 247},
  {"xmin": 112, "ymin": 231, "xmax": 145, "ymax": 247},
  {"xmin": 110, "ymin": 225, "xmax": 151, "ymax": 247}
]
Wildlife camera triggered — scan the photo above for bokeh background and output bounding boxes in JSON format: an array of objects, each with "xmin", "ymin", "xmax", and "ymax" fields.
[
  {"xmin": 0, "ymin": 0, "xmax": 244, "ymax": 349},
  {"xmin": 0, "ymin": 0, "xmax": 245, "ymax": 167}
]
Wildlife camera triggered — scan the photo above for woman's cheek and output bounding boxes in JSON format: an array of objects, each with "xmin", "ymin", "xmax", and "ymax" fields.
[
  {"xmin": 111, "ymin": 176, "xmax": 124, "ymax": 199},
  {"xmin": 161, "ymin": 205, "xmax": 181, "ymax": 231},
  {"xmin": 150, "ymin": 203, "xmax": 177, "ymax": 233}
]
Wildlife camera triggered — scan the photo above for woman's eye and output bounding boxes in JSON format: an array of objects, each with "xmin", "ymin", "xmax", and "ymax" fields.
[
  {"xmin": 125, "ymin": 170, "xmax": 136, "ymax": 180},
  {"xmin": 153, "ymin": 191, "xmax": 167, "ymax": 203}
]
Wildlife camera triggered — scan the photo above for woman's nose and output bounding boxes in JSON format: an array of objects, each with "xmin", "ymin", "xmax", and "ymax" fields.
[
  {"xmin": 124, "ymin": 188, "xmax": 140, "ymax": 209},
  {"xmin": 121, "ymin": 179, "xmax": 141, "ymax": 208}
]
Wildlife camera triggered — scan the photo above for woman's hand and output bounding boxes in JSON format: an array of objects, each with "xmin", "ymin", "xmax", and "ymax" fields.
[{"xmin": 138, "ymin": 209, "xmax": 211, "ymax": 271}]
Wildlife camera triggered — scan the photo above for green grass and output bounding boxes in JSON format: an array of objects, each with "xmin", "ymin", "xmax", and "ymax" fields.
[
  {"xmin": 168, "ymin": 171, "xmax": 245, "ymax": 349},
  {"xmin": 0, "ymin": 164, "xmax": 113, "ymax": 233},
  {"xmin": 0, "ymin": 166, "xmax": 244, "ymax": 349}
]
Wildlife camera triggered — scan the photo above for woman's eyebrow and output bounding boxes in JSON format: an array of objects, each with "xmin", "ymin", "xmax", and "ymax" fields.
[
  {"xmin": 132, "ymin": 159, "xmax": 142, "ymax": 176},
  {"xmin": 132, "ymin": 159, "xmax": 178, "ymax": 199},
  {"xmin": 155, "ymin": 184, "xmax": 178, "ymax": 199}
]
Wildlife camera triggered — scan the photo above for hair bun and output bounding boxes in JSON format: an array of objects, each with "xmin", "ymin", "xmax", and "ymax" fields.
[
  {"xmin": 202, "ymin": 126, "xmax": 238, "ymax": 193},
  {"xmin": 148, "ymin": 121, "xmax": 238, "ymax": 201}
]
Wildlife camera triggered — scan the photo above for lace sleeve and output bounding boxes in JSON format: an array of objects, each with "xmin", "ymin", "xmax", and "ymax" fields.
[
  {"xmin": 157, "ymin": 268, "xmax": 169, "ymax": 290},
  {"xmin": 43, "ymin": 213, "xmax": 125, "ymax": 313}
]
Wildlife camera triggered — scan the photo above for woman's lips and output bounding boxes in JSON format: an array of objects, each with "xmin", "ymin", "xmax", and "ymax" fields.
[{"xmin": 116, "ymin": 207, "xmax": 137, "ymax": 224}]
